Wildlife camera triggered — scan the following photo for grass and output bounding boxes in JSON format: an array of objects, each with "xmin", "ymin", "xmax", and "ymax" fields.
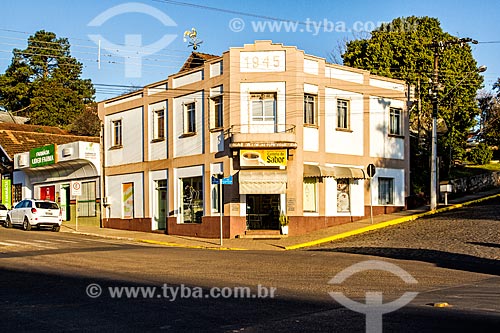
[{"xmin": 448, "ymin": 161, "xmax": 500, "ymax": 179}]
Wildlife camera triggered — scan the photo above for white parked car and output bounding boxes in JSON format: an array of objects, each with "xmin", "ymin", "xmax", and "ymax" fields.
[
  {"xmin": 5, "ymin": 199, "xmax": 62, "ymax": 232},
  {"xmin": 0, "ymin": 203, "xmax": 8, "ymax": 225}
]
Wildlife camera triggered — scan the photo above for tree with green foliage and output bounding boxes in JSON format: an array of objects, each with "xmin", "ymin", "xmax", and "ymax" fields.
[
  {"xmin": 0, "ymin": 30, "xmax": 96, "ymax": 131},
  {"xmin": 479, "ymin": 79, "xmax": 500, "ymax": 149},
  {"xmin": 340, "ymin": 16, "xmax": 484, "ymax": 193}
]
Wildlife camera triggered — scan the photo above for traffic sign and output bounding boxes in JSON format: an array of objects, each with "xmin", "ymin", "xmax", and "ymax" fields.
[
  {"xmin": 367, "ymin": 164, "xmax": 376, "ymax": 178},
  {"xmin": 71, "ymin": 181, "xmax": 82, "ymax": 196},
  {"xmin": 211, "ymin": 175, "xmax": 233, "ymax": 185},
  {"xmin": 221, "ymin": 175, "xmax": 233, "ymax": 185}
]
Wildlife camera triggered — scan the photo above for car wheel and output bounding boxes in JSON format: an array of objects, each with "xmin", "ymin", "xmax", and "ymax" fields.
[
  {"xmin": 52, "ymin": 225, "xmax": 60, "ymax": 232},
  {"xmin": 4, "ymin": 217, "xmax": 12, "ymax": 228},
  {"xmin": 22, "ymin": 218, "xmax": 32, "ymax": 231}
]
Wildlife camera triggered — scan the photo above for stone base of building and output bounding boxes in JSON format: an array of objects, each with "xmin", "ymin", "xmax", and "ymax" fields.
[{"xmin": 102, "ymin": 206, "xmax": 404, "ymax": 238}]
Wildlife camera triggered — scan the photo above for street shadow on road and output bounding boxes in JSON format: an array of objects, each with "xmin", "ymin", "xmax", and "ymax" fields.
[
  {"xmin": 310, "ymin": 247, "xmax": 500, "ymax": 276},
  {"xmin": 466, "ymin": 241, "xmax": 500, "ymax": 249}
]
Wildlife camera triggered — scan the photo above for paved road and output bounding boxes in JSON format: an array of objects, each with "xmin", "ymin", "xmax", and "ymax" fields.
[
  {"xmin": 0, "ymin": 200, "xmax": 499, "ymax": 332},
  {"xmin": 313, "ymin": 196, "xmax": 500, "ymax": 275}
]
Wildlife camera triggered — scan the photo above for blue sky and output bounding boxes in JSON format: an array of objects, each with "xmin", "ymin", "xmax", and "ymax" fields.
[{"xmin": 1, "ymin": 0, "xmax": 499, "ymax": 101}]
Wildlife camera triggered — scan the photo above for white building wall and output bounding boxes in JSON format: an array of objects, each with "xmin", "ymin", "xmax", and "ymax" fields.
[
  {"xmin": 106, "ymin": 173, "xmax": 144, "ymax": 218},
  {"xmin": 369, "ymin": 78, "xmax": 405, "ymax": 92},
  {"xmin": 325, "ymin": 88, "xmax": 363, "ymax": 156},
  {"xmin": 210, "ymin": 61, "xmax": 223, "ymax": 77},
  {"xmin": 369, "ymin": 97, "xmax": 405, "ymax": 160},
  {"xmin": 148, "ymin": 100, "xmax": 168, "ymax": 161},
  {"xmin": 303, "ymin": 127, "xmax": 319, "ymax": 151},
  {"xmin": 105, "ymin": 107, "xmax": 144, "ymax": 166},
  {"xmin": 371, "ymin": 168, "xmax": 405, "ymax": 206},
  {"xmin": 304, "ymin": 59, "xmax": 319, "ymax": 75},
  {"xmin": 173, "ymin": 91, "xmax": 204, "ymax": 157},
  {"xmin": 326, "ymin": 67, "xmax": 364, "ymax": 84},
  {"xmin": 172, "ymin": 70, "xmax": 203, "ymax": 88}
]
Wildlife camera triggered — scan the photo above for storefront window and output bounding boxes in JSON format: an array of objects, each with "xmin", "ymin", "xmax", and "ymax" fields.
[
  {"xmin": 337, "ymin": 179, "xmax": 350, "ymax": 212},
  {"xmin": 303, "ymin": 179, "xmax": 317, "ymax": 212},
  {"xmin": 181, "ymin": 176, "xmax": 203, "ymax": 223}
]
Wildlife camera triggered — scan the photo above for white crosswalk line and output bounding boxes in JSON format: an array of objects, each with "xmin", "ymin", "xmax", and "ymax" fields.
[
  {"xmin": 5, "ymin": 240, "xmax": 56, "ymax": 249},
  {"xmin": 53, "ymin": 239, "xmax": 79, "ymax": 243},
  {"xmin": 0, "ymin": 241, "xmax": 16, "ymax": 246}
]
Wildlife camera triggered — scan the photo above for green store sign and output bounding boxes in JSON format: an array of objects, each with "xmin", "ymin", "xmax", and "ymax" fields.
[{"xmin": 30, "ymin": 144, "xmax": 56, "ymax": 168}]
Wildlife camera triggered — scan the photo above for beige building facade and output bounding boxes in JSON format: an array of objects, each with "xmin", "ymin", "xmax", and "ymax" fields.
[{"xmin": 98, "ymin": 41, "xmax": 410, "ymax": 238}]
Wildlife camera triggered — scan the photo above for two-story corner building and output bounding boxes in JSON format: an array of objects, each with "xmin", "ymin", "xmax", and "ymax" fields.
[{"xmin": 98, "ymin": 40, "xmax": 410, "ymax": 238}]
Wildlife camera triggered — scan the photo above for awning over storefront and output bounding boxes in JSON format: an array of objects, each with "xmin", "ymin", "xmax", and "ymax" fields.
[
  {"xmin": 239, "ymin": 170, "xmax": 288, "ymax": 194},
  {"xmin": 303, "ymin": 165, "xmax": 365, "ymax": 180}
]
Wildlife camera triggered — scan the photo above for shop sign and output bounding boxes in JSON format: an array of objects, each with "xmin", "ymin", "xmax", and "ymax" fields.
[
  {"xmin": 240, "ymin": 149, "xmax": 287, "ymax": 167},
  {"xmin": 2, "ymin": 179, "xmax": 11, "ymax": 209},
  {"xmin": 30, "ymin": 144, "xmax": 56, "ymax": 168}
]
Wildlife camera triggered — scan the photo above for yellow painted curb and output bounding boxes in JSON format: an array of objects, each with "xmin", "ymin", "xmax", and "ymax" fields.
[
  {"xmin": 136, "ymin": 238, "xmax": 247, "ymax": 251},
  {"xmin": 285, "ymin": 193, "xmax": 500, "ymax": 250}
]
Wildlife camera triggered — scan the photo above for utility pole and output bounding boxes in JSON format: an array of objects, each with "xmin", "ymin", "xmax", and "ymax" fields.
[{"xmin": 427, "ymin": 37, "xmax": 478, "ymax": 210}]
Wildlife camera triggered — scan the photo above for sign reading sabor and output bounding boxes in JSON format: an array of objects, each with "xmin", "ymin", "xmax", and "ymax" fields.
[
  {"xmin": 30, "ymin": 144, "xmax": 56, "ymax": 168},
  {"xmin": 240, "ymin": 149, "xmax": 287, "ymax": 167}
]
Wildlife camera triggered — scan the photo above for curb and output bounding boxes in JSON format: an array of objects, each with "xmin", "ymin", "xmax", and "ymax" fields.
[
  {"xmin": 284, "ymin": 193, "xmax": 500, "ymax": 250},
  {"xmin": 61, "ymin": 229, "xmax": 247, "ymax": 251}
]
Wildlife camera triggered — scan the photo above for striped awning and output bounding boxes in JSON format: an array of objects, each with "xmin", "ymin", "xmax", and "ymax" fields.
[
  {"xmin": 239, "ymin": 170, "xmax": 288, "ymax": 194},
  {"xmin": 303, "ymin": 165, "xmax": 365, "ymax": 180}
]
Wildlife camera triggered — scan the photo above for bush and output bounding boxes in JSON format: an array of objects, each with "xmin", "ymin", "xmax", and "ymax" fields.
[{"xmin": 467, "ymin": 143, "xmax": 493, "ymax": 165}]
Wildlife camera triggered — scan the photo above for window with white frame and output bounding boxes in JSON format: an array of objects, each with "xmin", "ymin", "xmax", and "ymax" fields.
[
  {"xmin": 389, "ymin": 107, "xmax": 402, "ymax": 136},
  {"xmin": 183, "ymin": 102, "xmax": 196, "ymax": 134},
  {"xmin": 210, "ymin": 95, "xmax": 223, "ymax": 129},
  {"xmin": 337, "ymin": 99, "xmax": 350, "ymax": 129},
  {"xmin": 78, "ymin": 181, "xmax": 96, "ymax": 217},
  {"xmin": 181, "ymin": 176, "xmax": 203, "ymax": 223},
  {"xmin": 304, "ymin": 94, "xmax": 317, "ymax": 125},
  {"xmin": 153, "ymin": 108, "xmax": 165, "ymax": 140},
  {"xmin": 337, "ymin": 179, "xmax": 350, "ymax": 212},
  {"xmin": 303, "ymin": 179, "xmax": 317, "ymax": 212},
  {"xmin": 378, "ymin": 177, "xmax": 394, "ymax": 205},
  {"xmin": 250, "ymin": 93, "xmax": 276, "ymax": 122},
  {"xmin": 111, "ymin": 119, "xmax": 122, "ymax": 147},
  {"xmin": 211, "ymin": 182, "xmax": 221, "ymax": 213}
]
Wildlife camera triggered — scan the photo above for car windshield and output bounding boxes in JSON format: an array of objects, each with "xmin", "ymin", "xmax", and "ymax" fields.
[{"xmin": 35, "ymin": 202, "xmax": 59, "ymax": 209}]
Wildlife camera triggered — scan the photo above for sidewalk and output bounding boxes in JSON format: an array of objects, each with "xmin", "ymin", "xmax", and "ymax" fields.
[{"xmin": 61, "ymin": 188, "xmax": 500, "ymax": 251}]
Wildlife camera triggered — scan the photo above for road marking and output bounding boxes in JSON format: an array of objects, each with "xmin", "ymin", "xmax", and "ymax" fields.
[
  {"xmin": 53, "ymin": 239, "xmax": 79, "ymax": 243},
  {"xmin": 5, "ymin": 240, "xmax": 57, "ymax": 249},
  {"xmin": 0, "ymin": 241, "xmax": 16, "ymax": 246}
]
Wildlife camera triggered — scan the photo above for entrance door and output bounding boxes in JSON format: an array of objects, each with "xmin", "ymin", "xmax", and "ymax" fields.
[
  {"xmin": 60, "ymin": 185, "xmax": 70, "ymax": 221},
  {"xmin": 246, "ymin": 194, "xmax": 280, "ymax": 230},
  {"xmin": 154, "ymin": 180, "xmax": 167, "ymax": 230}
]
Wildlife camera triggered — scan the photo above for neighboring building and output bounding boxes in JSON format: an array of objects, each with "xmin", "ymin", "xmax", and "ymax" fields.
[
  {"xmin": 0, "ymin": 111, "xmax": 29, "ymax": 124},
  {"xmin": 0, "ymin": 123, "xmax": 100, "ymax": 226},
  {"xmin": 98, "ymin": 40, "xmax": 410, "ymax": 238}
]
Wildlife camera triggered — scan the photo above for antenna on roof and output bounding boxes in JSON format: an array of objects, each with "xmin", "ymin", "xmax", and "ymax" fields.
[{"xmin": 183, "ymin": 28, "xmax": 203, "ymax": 51}]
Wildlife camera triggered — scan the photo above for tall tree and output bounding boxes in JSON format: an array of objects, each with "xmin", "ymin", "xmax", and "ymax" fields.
[
  {"xmin": 341, "ymin": 16, "xmax": 484, "ymax": 192},
  {"xmin": 0, "ymin": 30, "xmax": 95, "ymax": 128},
  {"xmin": 480, "ymin": 79, "xmax": 500, "ymax": 148}
]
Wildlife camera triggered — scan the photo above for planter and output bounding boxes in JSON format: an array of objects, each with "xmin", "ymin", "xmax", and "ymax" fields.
[{"xmin": 280, "ymin": 225, "xmax": 289, "ymax": 235}]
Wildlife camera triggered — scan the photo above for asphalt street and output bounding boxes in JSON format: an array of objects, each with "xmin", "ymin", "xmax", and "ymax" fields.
[{"xmin": 0, "ymin": 198, "xmax": 499, "ymax": 332}]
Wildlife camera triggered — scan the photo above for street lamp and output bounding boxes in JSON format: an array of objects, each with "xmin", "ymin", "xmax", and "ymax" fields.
[{"xmin": 428, "ymin": 37, "xmax": 482, "ymax": 210}]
